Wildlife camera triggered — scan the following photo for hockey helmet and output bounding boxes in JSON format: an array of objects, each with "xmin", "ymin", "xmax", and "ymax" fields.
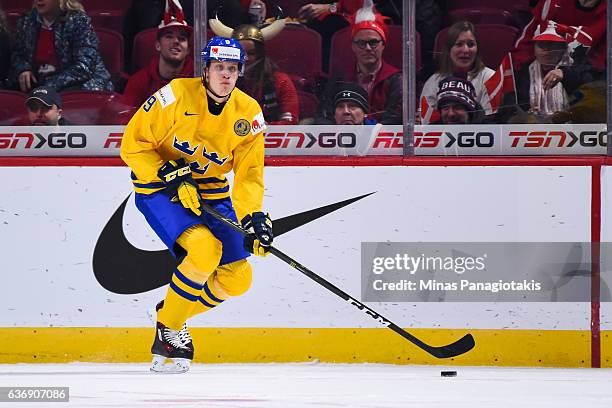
[{"xmin": 201, "ymin": 36, "xmax": 246, "ymax": 74}]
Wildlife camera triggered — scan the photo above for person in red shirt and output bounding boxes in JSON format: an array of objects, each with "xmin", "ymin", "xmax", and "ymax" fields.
[
  {"xmin": 123, "ymin": 0, "xmax": 194, "ymax": 108},
  {"xmin": 316, "ymin": 2, "xmax": 402, "ymax": 124},
  {"xmin": 512, "ymin": 0, "xmax": 606, "ymax": 72},
  {"xmin": 209, "ymin": 17, "xmax": 299, "ymax": 125}
]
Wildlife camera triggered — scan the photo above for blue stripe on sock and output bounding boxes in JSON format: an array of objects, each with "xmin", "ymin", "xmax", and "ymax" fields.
[
  {"xmin": 203, "ymin": 282, "xmax": 224, "ymax": 304},
  {"xmin": 200, "ymin": 186, "xmax": 230, "ymax": 194},
  {"xmin": 169, "ymin": 281, "xmax": 198, "ymax": 301},
  {"xmin": 174, "ymin": 269, "xmax": 205, "ymax": 291},
  {"xmin": 198, "ymin": 296, "xmax": 217, "ymax": 308}
]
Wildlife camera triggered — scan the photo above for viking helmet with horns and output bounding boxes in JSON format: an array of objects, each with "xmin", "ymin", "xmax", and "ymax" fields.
[{"xmin": 209, "ymin": 17, "xmax": 286, "ymax": 43}]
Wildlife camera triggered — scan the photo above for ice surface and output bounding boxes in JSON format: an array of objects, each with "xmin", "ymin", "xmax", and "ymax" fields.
[{"xmin": 0, "ymin": 363, "xmax": 611, "ymax": 408}]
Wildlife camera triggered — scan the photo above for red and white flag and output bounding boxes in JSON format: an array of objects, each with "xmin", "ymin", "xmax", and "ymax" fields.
[{"xmin": 484, "ymin": 53, "xmax": 517, "ymax": 113}]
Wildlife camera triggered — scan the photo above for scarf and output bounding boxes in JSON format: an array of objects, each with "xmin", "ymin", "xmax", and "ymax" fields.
[{"xmin": 528, "ymin": 60, "xmax": 568, "ymax": 115}]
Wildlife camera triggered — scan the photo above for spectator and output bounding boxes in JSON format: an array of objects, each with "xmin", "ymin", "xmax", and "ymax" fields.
[
  {"xmin": 123, "ymin": 1, "xmax": 194, "ymax": 107},
  {"xmin": 419, "ymin": 21, "xmax": 495, "ymax": 124},
  {"xmin": 512, "ymin": 0, "xmax": 606, "ymax": 74},
  {"xmin": 10, "ymin": 0, "xmax": 112, "ymax": 93},
  {"xmin": 316, "ymin": 2, "xmax": 402, "ymax": 124},
  {"xmin": 25, "ymin": 86, "xmax": 69, "ymax": 125},
  {"xmin": 0, "ymin": 7, "xmax": 12, "ymax": 88},
  {"xmin": 332, "ymin": 82, "xmax": 377, "ymax": 124},
  {"xmin": 123, "ymin": 0, "xmax": 193, "ymax": 72},
  {"xmin": 123, "ymin": 1, "xmax": 268, "ymax": 71},
  {"xmin": 434, "ymin": 77, "xmax": 482, "ymax": 125},
  {"xmin": 509, "ymin": 22, "xmax": 597, "ymax": 120},
  {"xmin": 209, "ymin": 17, "xmax": 299, "ymax": 125}
]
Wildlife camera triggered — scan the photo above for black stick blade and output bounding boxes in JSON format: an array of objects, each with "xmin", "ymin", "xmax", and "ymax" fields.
[{"xmin": 425, "ymin": 333, "xmax": 475, "ymax": 359}]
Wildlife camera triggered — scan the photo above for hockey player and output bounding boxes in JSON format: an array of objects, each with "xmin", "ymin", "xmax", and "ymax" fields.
[{"xmin": 120, "ymin": 36, "xmax": 273, "ymax": 373}]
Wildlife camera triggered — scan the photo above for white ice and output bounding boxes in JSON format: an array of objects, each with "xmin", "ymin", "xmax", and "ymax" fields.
[{"xmin": 1, "ymin": 363, "xmax": 611, "ymax": 408}]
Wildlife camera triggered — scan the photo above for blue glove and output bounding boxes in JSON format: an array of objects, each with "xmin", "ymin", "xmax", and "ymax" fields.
[
  {"xmin": 241, "ymin": 212, "xmax": 273, "ymax": 256},
  {"xmin": 157, "ymin": 158, "xmax": 201, "ymax": 216}
]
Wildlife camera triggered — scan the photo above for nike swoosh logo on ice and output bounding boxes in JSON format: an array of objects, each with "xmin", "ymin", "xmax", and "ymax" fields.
[
  {"xmin": 184, "ymin": 111, "xmax": 198, "ymax": 116},
  {"xmin": 93, "ymin": 193, "xmax": 374, "ymax": 294}
]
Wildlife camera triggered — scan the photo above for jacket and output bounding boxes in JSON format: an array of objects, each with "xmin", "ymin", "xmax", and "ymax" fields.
[{"xmin": 10, "ymin": 9, "xmax": 112, "ymax": 91}]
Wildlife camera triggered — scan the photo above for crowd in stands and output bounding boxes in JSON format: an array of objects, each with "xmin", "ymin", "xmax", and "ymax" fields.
[{"xmin": 0, "ymin": 0, "xmax": 607, "ymax": 126}]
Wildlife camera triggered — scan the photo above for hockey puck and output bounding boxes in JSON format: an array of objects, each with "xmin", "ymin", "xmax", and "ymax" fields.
[{"xmin": 441, "ymin": 370, "xmax": 457, "ymax": 377}]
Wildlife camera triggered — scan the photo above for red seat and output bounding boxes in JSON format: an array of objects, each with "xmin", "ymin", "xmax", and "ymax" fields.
[
  {"xmin": 82, "ymin": 0, "xmax": 126, "ymax": 10},
  {"xmin": 0, "ymin": 0, "xmax": 29, "ymax": 9},
  {"xmin": 131, "ymin": 27, "xmax": 201, "ymax": 73},
  {"xmin": 329, "ymin": 25, "xmax": 415, "ymax": 75},
  {"xmin": 132, "ymin": 28, "xmax": 163, "ymax": 72},
  {"xmin": 297, "ymin": 91, "xmax": 318, "ymax": 122},
  {"xmin": 445, "ymin": 0, "xmax": 529, "ymax": 12},
  {"xmin": 4, "ymin": 8, "xmax": 25, "ymax": 30},
  {"xmin": 447, "ymin": 8, "xmax": 517, "ymax": 27},
  {"xmin": 84, "ymin": 0, "xmax": 125, "ymax": 32},
  {"xmin": 266, "ymin": 25, "xmax": 322, "ymax": 84},
  {"xmin": 433, "ymin": 24, "xmax": 518, "ymax": 68},
  {"xmin": 0, "ymin": 90, "xmax": 27, "ymax": 125},
  {"xmin": 60, "ymin": 90, "xmax": 132, "ymax": 125},
  {"xmin": 94, "ymin": 28, "xmax": 124, "ymax": 78}
]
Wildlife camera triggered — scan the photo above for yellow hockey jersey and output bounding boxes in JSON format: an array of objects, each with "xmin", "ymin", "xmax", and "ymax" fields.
[{"xmin": 120, "ymin": 77, "xmax": 267, "ymax": 222}]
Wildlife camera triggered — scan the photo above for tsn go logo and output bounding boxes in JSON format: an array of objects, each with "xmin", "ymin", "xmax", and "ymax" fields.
[
  {"xmin": 0, "ymin": 132, "xmax": 86, "ymax": 149},
  {"xmin": 265, "ymin": 132, "xmax": 357, "ymax": 148}
]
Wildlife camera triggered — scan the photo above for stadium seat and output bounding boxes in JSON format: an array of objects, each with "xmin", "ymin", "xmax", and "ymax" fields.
[
  {"xmin": 131, "ymin": 28, "xmax": 201, "ymax": 73},
  {"xmin": 329, "ymin": 25, "xmax": 416, "ymax": 75},
  {"xmin": 0, "ymin": 0, "xmax": 28, "ymax": 10},
  {"xmin": 433, "ymin": 24, "xmax": 519, "ymax": 69},
  {"xmin": 60, "ymin": 90, "xmax": 132, "ymax": 125},
  {"xmin": 447, "ymin": 8, "xmax": 517, "ymax": 27},
  {"xmin": 0, "ymin": 90, "xmax": 27, "ymax": 126},
  {"xmin": 4, "ymin": 8, "xmax": 25, "ymax": 30},
  {"xmin": 94, "ymin": 28, "xmax": 124, "ymax": 79},
  {"xmin": 266, "ymin": 25, "xmax": 322, "ymax": 84},
  {"xmin": 297, "ymin": 91, "xmax": 318, "ymax": 123},
  {"xmin": 85, "ymin": 0, "xmax": 125, "ymax": 33},
  {"xmin": 444, "ymin": 0, "xmax": 530, "ymax": 12}
]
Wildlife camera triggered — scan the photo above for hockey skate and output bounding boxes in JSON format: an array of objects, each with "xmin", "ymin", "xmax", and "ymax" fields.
[
  {"xmin": 149, "ymin": 300, "xmax": 194, "ymax": 352},
  {"xmin": 150, "ymin": 321, "xmax": 192, "ymax": 373}
]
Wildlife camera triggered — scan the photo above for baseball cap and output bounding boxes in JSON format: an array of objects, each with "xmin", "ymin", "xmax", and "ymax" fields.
[
  {"xmin": 437, "ymin": 77, "xmax": 477, "ymax": 112},
  {"xmin": 334, "ymin": 82, "xmax": 369, "ymax": 113},
  {"xmin": 26, "ymin": 86, "xmax": 62, "ymax": 109}
]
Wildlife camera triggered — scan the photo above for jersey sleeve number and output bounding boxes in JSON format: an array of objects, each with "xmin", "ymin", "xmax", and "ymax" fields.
[{"xmin": 142, "ymin": 95, "xmax": 157, "ymax": 112}]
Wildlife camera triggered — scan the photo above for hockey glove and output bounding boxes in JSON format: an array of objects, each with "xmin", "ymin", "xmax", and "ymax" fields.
[
  {"xmin": 241, "ymin": 212, "xmax": 273, "ymax": 257},
  {"xmin": 157, "ymin": 158, "xmax": 202, "ymax": 216}
]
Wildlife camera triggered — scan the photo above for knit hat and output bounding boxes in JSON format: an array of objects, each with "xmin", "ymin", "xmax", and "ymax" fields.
[
  {"xmin": 437, "ymin": 77, "xmax": 477, "ymax": 112},
  {"xmin": 334, "ymin": 82, "xmax": 369, "ymax": 113}
]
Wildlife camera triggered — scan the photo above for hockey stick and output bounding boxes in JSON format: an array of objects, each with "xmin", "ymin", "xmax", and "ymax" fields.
[{"xmin": 199, "ymin": 202, "xmax": 475, "ymax": 359}]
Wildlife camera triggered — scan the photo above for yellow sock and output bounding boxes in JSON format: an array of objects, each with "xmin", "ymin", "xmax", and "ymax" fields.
[
  {"xmin": 158, "ymin": 268, "xmax": 205, "ymax": 330},
  {"xmin": 187, "ymin": 272, "xmax": 227, "ymax": 319}
]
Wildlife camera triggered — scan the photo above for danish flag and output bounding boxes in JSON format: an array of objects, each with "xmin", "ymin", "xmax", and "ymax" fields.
[{"xmin": 484, "ymin": 53, "xmax": 517, "ymax": 113}]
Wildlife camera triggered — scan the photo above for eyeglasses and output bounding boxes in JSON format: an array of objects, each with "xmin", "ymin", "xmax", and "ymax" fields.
[{"xmin": 352, "ymin": 39, "xmax": 383, "ymax": 49}]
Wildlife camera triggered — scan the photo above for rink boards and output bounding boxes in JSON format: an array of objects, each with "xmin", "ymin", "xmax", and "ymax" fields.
[{"xmin": 0, "ymin": 158, "xmax": 610, "ymax": 367}]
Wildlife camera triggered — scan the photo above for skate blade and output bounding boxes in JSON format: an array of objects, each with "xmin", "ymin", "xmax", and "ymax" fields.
[{"xmin": 150, "ymin": 355, "xmax": 190, "ymax": 374}]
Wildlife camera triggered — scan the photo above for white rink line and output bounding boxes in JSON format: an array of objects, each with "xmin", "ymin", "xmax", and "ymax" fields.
[{"xmin": 0, "ymin": 363, "xmax": 611, "ymax": 408}]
